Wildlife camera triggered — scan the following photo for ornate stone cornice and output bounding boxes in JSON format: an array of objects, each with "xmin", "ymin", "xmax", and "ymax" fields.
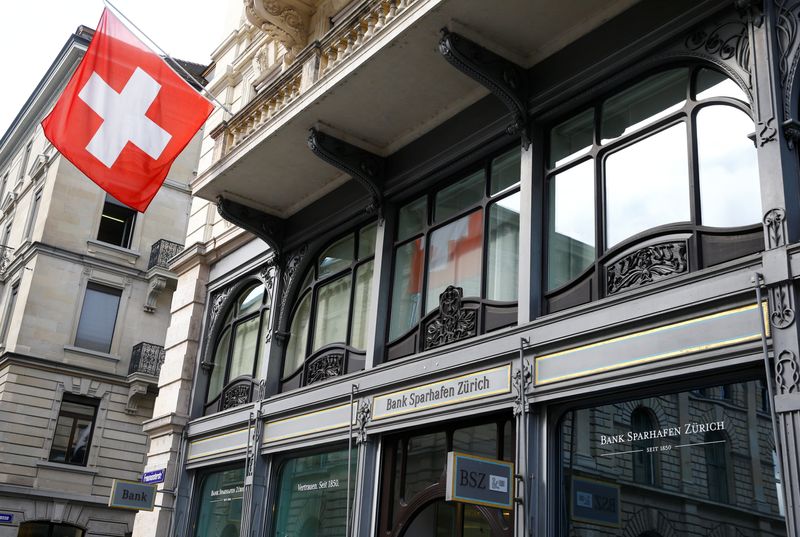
[{"xmin": 244, "ymin": 0, "xmax": 318, "ymax": 61}]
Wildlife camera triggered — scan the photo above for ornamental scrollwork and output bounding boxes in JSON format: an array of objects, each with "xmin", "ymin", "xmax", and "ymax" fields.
[
  {"xmin": 776, "ymin": 0, "xmax": 800, "ymax": 118},
  {"xmin": 684, "ymin": 18, "xmax": 751, "ymax": 89},
  {"xmin": 356, "ymin": 399, "xmax": 372, "ymax": 444},
  {"xmin": 424, "ymin": 286, "xmax": 478, "ymax": 350},
  {"xmin": 305, "ymin": 353, "xmax": 345, "ymax": 385},
  {"xmin": 755, "ymin": 117, "xmax": 778, "ymax": 146},
  {"xmin": 221, "ymin": 384, "xmax": 251, "ymax": 410},
  {"xmin": 209, "ymin": 285, "xmax": 232, "ymax": 329},
  {"xmin": 776, "ymin": 349, "xmax": 800, "ymax": 394},
  {"xmin": 244, "ymin": 0, "xmax": 314, "ymax": 60},
  {"xmin": 764, "ymin": 208, "xmax": 787, "ymax": 248},
  {"xmin": 769, "ymin": 283, "xmax": 796, "ymax": 328},
  {"xmin": 512, "ymin": 363, "xmax": 532, "ymax": 417},
  {"xmin": 279, "ymin": 244, "xmax": 308, "ymax": 316},
  {"xmin": 606, "ymin": 242, "xmax": 688, "ymax": 295}
]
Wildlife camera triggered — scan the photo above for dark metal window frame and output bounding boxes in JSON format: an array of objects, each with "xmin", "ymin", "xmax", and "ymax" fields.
[
  {"xmin": 543, "ymin": 64, "xmax": 762, "ymax": 313},
  {"xmin": 47, "ymin": 394, "xmax": 99, "ymax": 467},
  {"xmin": 280, "ymin": 222, "xmax": 376, "ymax": 391},
  {"xmin": 385, "ymin": 146, "xmax": 521, "ymax": 361},
  {"xmin": 204, "ymin": 278, "xmax": 270, "ymax": 415}
]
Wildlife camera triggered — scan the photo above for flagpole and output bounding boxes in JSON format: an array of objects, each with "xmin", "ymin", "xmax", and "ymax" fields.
[{"xmin": 101, "ymin": 0, "xmax": 234, "ymax": 116}]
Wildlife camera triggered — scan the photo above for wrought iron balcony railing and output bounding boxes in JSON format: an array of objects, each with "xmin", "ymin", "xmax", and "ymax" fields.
[
  {"xmin": 147, "ymin": 239, "xmax": 184, "ymax": 270},
  {"xmin": 129, "ymin": 342, "xmax": 166, "ymax": 377}
]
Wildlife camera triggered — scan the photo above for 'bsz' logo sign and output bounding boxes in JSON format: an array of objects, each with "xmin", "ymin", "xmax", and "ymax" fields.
[{"xmin": 445, "ymin": 452, "xmax": 514, "ymax": 510}]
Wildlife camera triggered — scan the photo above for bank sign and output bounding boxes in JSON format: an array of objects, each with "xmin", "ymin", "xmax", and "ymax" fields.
[
  {"xmin": 372, "ymin": 365, "xmax": 511, "ymax": 420},
  {"xmin": 108, "ymin": 480, "xmax": 157, "ymax": 511},
  {"xmin": 445, "ymin": 452, "xmax": 515, "ymax": 510}
]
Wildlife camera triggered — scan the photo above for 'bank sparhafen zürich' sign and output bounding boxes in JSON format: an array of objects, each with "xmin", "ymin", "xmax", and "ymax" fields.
[{"xmin": 372, "ymin": 364, "xmax": 511, "ymax": 420}]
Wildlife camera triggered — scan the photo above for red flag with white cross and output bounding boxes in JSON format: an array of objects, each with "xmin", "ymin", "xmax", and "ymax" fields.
[{"xmin": 42, "ymin": 8, "xmax": 213, "ymax": 212}]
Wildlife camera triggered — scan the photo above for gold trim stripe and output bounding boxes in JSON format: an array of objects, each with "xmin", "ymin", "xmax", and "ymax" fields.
[{"xmin": 535, "ymin": 303, "xmax": 766, "ymax": 385}]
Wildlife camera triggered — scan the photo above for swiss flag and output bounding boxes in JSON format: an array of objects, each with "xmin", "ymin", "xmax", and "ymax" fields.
[{"xmin": 42, "ymin": 9, "xmax": 213, "ymax": 212}]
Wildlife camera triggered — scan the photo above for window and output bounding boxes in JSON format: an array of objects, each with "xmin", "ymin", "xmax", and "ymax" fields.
[
  {"xmin": 48, "ymin": 395, "xmax": 98, "ymax": 466},
  {"xmin": 379, "ymin": 416, "xmax": 513, "ymax": 536},
  {"xmin": 557, "ymin": 380, "xmax": 781, "ymax": 536},
  {"xmin": 705, "ymin": 430, "xmax": 729, "ymax": 503},
  {"xmin": 97, "ymin": 194, "xmax": 136, "ymax": 248},
  {"xmin": 192, "ymin": 467, "xmax": 244, "ymax": 537},
  {"xmin": 631, "ymin": 407, "xmax": 657, "ymax": 485},
  {"xmin": 546, "ymin": 67, "xmax": 761, "ymax": 312},
  {"xmin": 0, "ymin": 171, "xmax": 7, "ymax": 200},
  {"xmin": 282, "ymin": 223, "xmax": 376, "ymax": 391},
  {"xmin": 0, "ymin": 282, "xmax": 18, "ymax": 343},
  {"xmin": 25, "ymin": 188, "xmax": 42, "ymax": 239},
  {"xmin": 18, "ymin": 522, "xmax": 84, "ymax": 537},
  {"xmin": 74, "ymin": 283, "xmax": 122, "ymax": 353},
  {"xmin": 205, "ymin": 281, "xmax": 270, "ymax": 414},
  {"xmin": 2, "ymin": 221, "xmax": 11, "ymax": 247},
  {"xmin": 18, "ymin": 141, "xmax": 32, "ymax": 183},
  {"xmin": 272, "ymin": 447, "xmax": 357, "ymax": 537},
  {"xmin": 387, "ymin": 148, "xmax": 520, "ymax": 360}
]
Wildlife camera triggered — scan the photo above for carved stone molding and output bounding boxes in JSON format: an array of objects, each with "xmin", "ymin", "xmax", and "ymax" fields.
[
  {"xmin": 356, "ymin": 399, "xmax": 371, "ymax": 444},
  {"xmin": 606, "ymin": 242, "xmax": 688, "ymax": 295},
  {"xmin": 217, "ymin": 196, "xmax": 286, "ymax": 258},
  {"xmin": 305, "ymin": 352, "xmax": 345, "ymax": 385},
  {"xmin": 769, "ymin": 283, "xmax": 796, "ymax": 328},
  {"xmin": 307, "ymin": 128, "xmax": 384, "ymax": 215},
  {"xmin": 244, "ymin": 0, "xmax": 317, "ymax": 61},
  {"xmin": 144, "ymin": 275, "xmax": 167, "ymax": 313},
  {"xmin": 438, "ymin": 29, "xmax": 530, "ymax": 148},
  {"xmin": 764, "ymin": 208, "xmax": 788, "ymax": 248},
  {"xmin": 424, "ymin": 286, "xmax": 478, "ymax": 350},
  {"xmin": 776, "ymin": 349, "xmax": 800, "ymax": 394}
]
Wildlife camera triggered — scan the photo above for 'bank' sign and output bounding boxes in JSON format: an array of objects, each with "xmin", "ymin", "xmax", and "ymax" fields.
[
  {"xmin": 109, "ymin": 480, "xmax": 157, "ymax": 511},
  {"xmin": 445, "ymin": 452, "xmax": 515, "ymax": 510}
]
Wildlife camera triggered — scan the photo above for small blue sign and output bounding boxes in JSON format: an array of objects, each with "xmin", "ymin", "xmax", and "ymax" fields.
[
  {"xmin": 0, "ymin": 513, "xmax": 14, "ymax": 524},
  {"xmin": 571, "ymin": 477, "xmax": 621, "ymax": 527},
  {"xmin": 142, "ymin": 468, "xmax": 166, "ymax": 485}
]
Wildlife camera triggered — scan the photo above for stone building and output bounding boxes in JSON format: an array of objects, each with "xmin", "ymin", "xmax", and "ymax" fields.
[
  {"xmin": 0, "ymin": 26, "xmax": 202, "ymax": 537},
  {"xmin": 136, "ymin": 0, "xmax": 800, "ymax": 536}
]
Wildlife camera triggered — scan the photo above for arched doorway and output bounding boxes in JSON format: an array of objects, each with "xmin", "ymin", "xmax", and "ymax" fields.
[
  {"xmin": 400, "ymin": 499, "xmax": 509, "ymax": 537},
  {"xmin": 18, "ymin": 522, "xmax": 84, "ymax": 537}
]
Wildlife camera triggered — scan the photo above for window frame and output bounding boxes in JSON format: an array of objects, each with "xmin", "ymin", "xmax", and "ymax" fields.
[
  {"xmin": 47, "ymin": 394, "xmax": 99, "ymax": 467},
  {"xmin": 74, "ymin": 282, "xmax": 122, "ymax": 354},
  {"xmin": 96, "ymin": 195, "xmax": 137, "ymax": 249},
  {"xmin": 385, "ymin": 147, "xmax": 521, "ymax": 361},
  {"xmin": 189, "ymin": 464, "xmax": 245, "ymax": 537},
  {"xmin": 543, "ymin": 65, "xmax": 762, "ymax": 312}
]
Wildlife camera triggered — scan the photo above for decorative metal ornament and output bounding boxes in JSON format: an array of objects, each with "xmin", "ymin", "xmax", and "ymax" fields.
[
  {"xmin": 305, "ymin": 352, "xmax": 345, "ymax": 385},
  {"xmin": 356, "ymin": 399, "xmax": 371, "ymax": 444},
  {"xmin": 764, "ymin": 208, "xmax": 787, "ymax": 248},
  {"xmin": 216, "ymin": 196, "xmax": 286, "ymax": 259},
  {"xmin": 424, "ymin": 286, "xmax": 478, "ymax": 350},
  {"xmin": 209, "ymin": 285, "xmax": 233, "ymax": 329},
  {"xmin": 769, "ymin": 283, "xmax": 796, "ymax": 328},
  {"xmin": 221, "ymin": 383, "xmax": 251, "ymax": 410},
  {"xmin": 776, "ymin": 349, "xmax": 800, "ymax": 394},
  {"xmin": 606, "ymin": 242, "xmax": 688, "ymax": 295}
]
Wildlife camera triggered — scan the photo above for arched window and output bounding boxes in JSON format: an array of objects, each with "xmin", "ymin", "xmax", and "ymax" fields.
[
  {"xmin": 546, "ymin": 67, "xmax": 761, "ymax": 312},
  {"xmin": 631, "ymin": 407, "xmax": 657, "ymax": 485},
  {"xmin": 205, "ymin": 281, "xmax": 270, "ymax": 414},
  {"xmin": 387, "ymin": 148, "xmax": 521, "ymax": 360},
  {"xmin": 282, "ymin": 223, "xmax": 376, "ymax": 391},
  {"xmin": 705, "ymin": 430, "xmax": 730, "ymax": 502}
]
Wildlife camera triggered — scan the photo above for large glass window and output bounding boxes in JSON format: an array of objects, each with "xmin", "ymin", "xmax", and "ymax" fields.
[
  {"xmin": 74, "ymin": 282, "xmax": 121, "ymax": 353},
  {"xmin": 48, "ymin": 395, "xmax": 97, "ymax": 466},
  {"xmin": 272, "ymin": 447, "xmax": 357, "ymax": 537},
  {"xmin": 546, "ymin": 67, "xmax": 761, "ymax": 310},
  {"xmin": 205, "ymin": 281, "xmax": 270, "ymax": 414},
  {"xmin": 192, "ymin": 467, "xmax": 244, "ymax": 537},
  {"xmin": 388, "ymin": 148, "xmax": 520, "ymax": 360},
  {"xmin": 282, "ymin": 223, "xmax": 376, "ymax": 391},
  {"xmin": 379, "ymin": 416, "xmax": 513, "ymax": 536},
  {"xmin": 557, "ymin": 380, "xmax": 785, "ymax": 536}
]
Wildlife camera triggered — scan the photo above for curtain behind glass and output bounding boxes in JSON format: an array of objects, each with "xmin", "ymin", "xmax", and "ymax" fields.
[
  {"xmin": 351, "ymin": 261, "xmax": 374, "ymax": 350},
  {"xmin": 389, "ymin": 239, "xmax": 424, "ymax": 340},
  {"xmin": 74, "ymin": 284, "xmax": 121, "ymax": 353},
  {"xmin": 284, "ymin": 293, "xmax": 311, "ymax": 377},
  {"xmin": 487, "ymin": 193, "xmax": 520, "ymax": 301},
  {"xmin": 228, "ymin": 316, "xmax": 259, "ymax": 379},
  {"xmin": 313, "ymin": 276, "xmax": 352, "ymax": 350}
]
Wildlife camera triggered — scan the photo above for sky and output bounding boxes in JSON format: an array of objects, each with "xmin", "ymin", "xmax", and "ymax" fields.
[{"xmin": 0, "ymin": 0, "xmax": 237, "ymax": 137}]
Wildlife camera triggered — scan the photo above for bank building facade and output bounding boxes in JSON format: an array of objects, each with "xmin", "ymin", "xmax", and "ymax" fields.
[{"xmin": 134, "ymin": 0, "xmax": 800, "ymax": 536}]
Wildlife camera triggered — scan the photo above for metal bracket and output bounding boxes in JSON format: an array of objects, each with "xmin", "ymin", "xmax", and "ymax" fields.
[
  {"xmin": 307, "ymin": 128, "xmax": 384, "ymax": 216},
  {"xmin": 216, "ymin": 196, "xmax": 286, "ymax": 259},
  {"xmin": 438, "ymin": 28, "xmax": 530, "ymax": 149}
]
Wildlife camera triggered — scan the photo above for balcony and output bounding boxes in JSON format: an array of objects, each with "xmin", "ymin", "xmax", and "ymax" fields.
[
  {"xmin": 194, "ymin": 0, "xmax": 639, "ymax": 217},
  {"xmin": 147, "ymin": 239, "xmax": 184, "ymax": 270},
  {"xmin": 126, "ymin": 342, "xmax": 165, "ymax": 413}
]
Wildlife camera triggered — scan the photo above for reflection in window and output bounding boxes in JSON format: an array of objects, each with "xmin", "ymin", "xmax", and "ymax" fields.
[
  {"xmin": 558, "ymin": 380, "xmax": 784, "ymax": 536},
  {"xmin": 48, "ymin": 396, "xmax": 97, "ymax": 466},
  {"xmin": 205, "ymin": 281, "xmax": 270, "ymax": 414},
  {"xmin": 389, "ymin": 148, "xmax": 520, "ymax": 353},
  {"xmin": 546, "ymin": 67, "xmax": 761, "ymax": 304},
  {"xmin": 192, "ymin": 467, "xmax": 244, "ymax": 537},
  {"xmin": 272, "ymin": 448, "xmax": 356, "ymax": 537},
  {"xmin": 283, "ymin": 223, "xmax": 375, "ymax": 390}
]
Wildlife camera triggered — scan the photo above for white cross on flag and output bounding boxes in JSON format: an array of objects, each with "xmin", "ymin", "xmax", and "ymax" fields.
[{"xmin": 42, "ymin": 9, "xmax": 213, "ymax": 212}]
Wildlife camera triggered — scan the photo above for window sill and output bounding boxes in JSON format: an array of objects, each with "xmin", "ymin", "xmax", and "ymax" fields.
[
  {"xmin": 64, "ymin": 345, "xmax": 119, "ymax": 362},
  {"xmin": 36, "ymin": 460, "xmax": 98, "ymax": 475},
  {"xmin": 86, "ymin": 239, "xmax": 140, "ymax": 266}
]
